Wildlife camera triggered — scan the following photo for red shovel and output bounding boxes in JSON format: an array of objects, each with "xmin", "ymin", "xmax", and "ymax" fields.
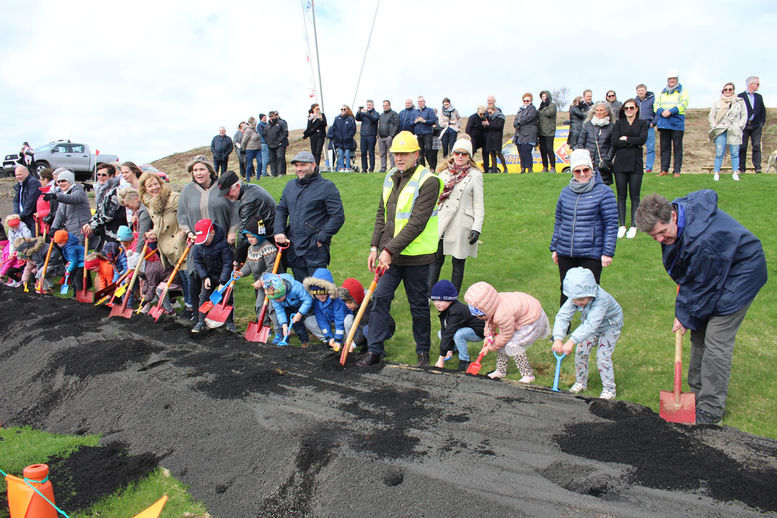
[
  {"xmin": 659, "ymin": 330, "xmax": 696, "ymax": 424},
  {"xmin": 245, "ymin": 244, "xmax": 288, "ymax": 343},
  {"xmin": 75, "ymin": 236, "xmax": 94, "ymax": 303},
  {"xmin": 204, "ymin": 283, "xmax": 234, "ymax": 328},
  {"xmin": 110, "ymin": 243, "xmax": 148, "ymax": 319},
  {"xmin": 150, "ymin": 242, "xmax": 192, "ymax": 322},
  {"xmin": 466, "ymin": 338, "xmax": 492, "ymax": 375},
  {"xmin": 340, "ymin": 267, "xmax": 385, "ymax": 366}
]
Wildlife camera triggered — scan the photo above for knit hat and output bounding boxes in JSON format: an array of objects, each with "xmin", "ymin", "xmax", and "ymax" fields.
[
  {"xmin": 52, "ymin": 167, "xmax": 69, "ymax": 178},
  {"xmin": 217, "ymin": 170, "xmax": 240, "ymax": 195},
  {"xmin": 430, "ymin": 279, "xmax": 458, "ymax": 301},
  {"xmin": 194, "ymin": 218, "xmax": 213, "ymax": 245},
  {"xmin": 5, "ymin": 214, "xmax": 20, "ymax": 227},
  {"xmin": 116, "ymin": 225, "xmax": 134, "ymax": 242},
  {"xmin": 303, "ymin": 268, "xmax": 338, "ymax": 298},
  {"xmin": 241, "ymin": 218, "xmax": 266, "ymax": 240},
  {"xmin": 261, "ymin": 273, "xmax": 286, "ymax": 300},
  {"xmin": 57, "ymin": 170, "xmax": 75, "ymax": 185},
  {"xmin": 53, "ymin": 230, "xmax": 69, "ymax": 245},
  {"xmin": 103, "ymin": 242, "xmax": 120, "ymax": 262},
  {"xmin": 338, "ymin": 278, "xmax": 365, "ymax": 306},
  {"xmin": 451, "ymin": 137, "xmax": 473, "ymax": 156},
  {"xmin": 569, "ymin": 149, "xmax": 593, "ymax": 171}
]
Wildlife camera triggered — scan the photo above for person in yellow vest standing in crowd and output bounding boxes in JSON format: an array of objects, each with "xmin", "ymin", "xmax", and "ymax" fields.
[
  {"xmin": 356, "ymin": 131, "xmax": 443, "ymax": 368},
  {"xmin": 655, "ymin": 68, "xmax": 690, "ymax": 177}
]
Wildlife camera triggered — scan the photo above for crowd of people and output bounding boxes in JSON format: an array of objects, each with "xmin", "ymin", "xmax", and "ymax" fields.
[{"xmin": 1, "ymin": 72, "xmax": 768, "ymax": 426}]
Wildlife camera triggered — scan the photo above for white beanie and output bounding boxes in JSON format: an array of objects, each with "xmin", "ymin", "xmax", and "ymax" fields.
[
  {"xmin": 569, "ymin": 149, "xmax": 593, "ymax": 171},
  {"xmin": 58, "ymin": 170, "xmax": 75, "ymax": 185},
  {"xmin": 452, "ymin": 138, "xmax": 473, "ymax": 156}
]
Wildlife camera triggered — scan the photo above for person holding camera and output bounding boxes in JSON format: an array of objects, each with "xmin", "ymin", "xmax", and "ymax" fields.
[
  {"xmin": 576, "ymin": 101, "xmax": 614, "ymax": 185},
  {"xmin": 355, "ymin": 100, "xmax": 379, "ymax": 173}
]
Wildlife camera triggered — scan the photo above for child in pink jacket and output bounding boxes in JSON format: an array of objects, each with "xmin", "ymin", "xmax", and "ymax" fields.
[{"xmin": 464, "ymin": 281, "xmax": 550, "ymax": 383}]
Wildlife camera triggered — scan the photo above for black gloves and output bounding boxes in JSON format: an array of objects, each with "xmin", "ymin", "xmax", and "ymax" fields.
[
  {"xmin": 81, "ymin": 182, "xmax": 93, "ymax": 192},
  {"xmin": 468, "ymin": 230, "xmax": 480, "ymax": 245},
  {"xmin": 42, "ymin": 192, "xmax": 57, "ymax": 202}
]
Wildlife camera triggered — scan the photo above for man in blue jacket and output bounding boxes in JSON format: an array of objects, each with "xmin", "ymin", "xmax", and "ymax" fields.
[
  {"xmin": 274, "ymin": 151, "xmax": 345, "ymax": 282},
  {"xmin": 355, "ymin": 100, "xmax": 379, "ymax": 173},
  {"xmin": 413, "ymin": 96, "xmax": 438, "ymax": 170},
  {"xmin": 13, "ymin": 165, "xmax": 41, "ymax": 235},
  {"xmin": 398, "ymin": 98, "xmax": 416, "ymax": 133},
  {"xmin": 738, "ymin": 76, "xmax": 766, "ymax": 175},
  {"xmin": 636, "ymin": 191, "xmax": 767, "ymax": 425}
]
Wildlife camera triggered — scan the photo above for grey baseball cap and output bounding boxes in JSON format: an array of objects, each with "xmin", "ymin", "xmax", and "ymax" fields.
[{"xmin": 290, "ymin": 151, "xmax": 316, "ymax": 164}]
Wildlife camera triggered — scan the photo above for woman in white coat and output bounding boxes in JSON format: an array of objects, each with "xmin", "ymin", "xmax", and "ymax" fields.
[
  {"xmin": 428, "ymin": 134, "xmax": 485, "ymax": 294},
  {"xmin": 708, "ymin": 82, "xmax": 748, "ymax": 181}
]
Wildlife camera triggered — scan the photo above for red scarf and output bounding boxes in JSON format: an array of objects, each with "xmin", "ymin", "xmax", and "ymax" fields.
[{"xmin": 438, "ymin": 161, "xmax": 470, "ymax": 205}]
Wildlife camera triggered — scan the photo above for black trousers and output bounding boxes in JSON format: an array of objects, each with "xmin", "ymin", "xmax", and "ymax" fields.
[
  {"xmin": 310, "ymin": 133, "xmax": 325, "ymax": 168},
  {"xmin": 739, "ymin": 124, "xmax": 762, "ymax": 172},
  {"xmin": 539, "ymin": 135, "xmax": 556, "ymax": 170},
  {"xmin": 269, "ymin": 146, "xmax": 287, "ymax": 176},
  {"xmin": 427, "ymin": 239, "xmax": 466, "ymax": 295},
  {"xmin": 236, "ymin": 151, "xmax": 246, "ymax": 179},
  {"xmin": 659, "ymin": 128, "xmax": 684, "ymax": 173},
  {"xmin": 556, "ymin": 255, "xmax": 602, "ymax": 307},
  {"xmin": 213, "ymin": 158, "xmax": 229, "ymax": 175},
  {"xmin": 416, "ymin": 133, "xmax": 436, "ymax": 170},
  {"xmin": 360, "ymin": 135, "xmax": 377, "ymax": 172},
  {"xmin": 613, "ymin": 171, "xmax": 644, "ymax": 227},
  {"xmin": 484, "ymin": 151, "xmax": 507, "ymax": 173}
]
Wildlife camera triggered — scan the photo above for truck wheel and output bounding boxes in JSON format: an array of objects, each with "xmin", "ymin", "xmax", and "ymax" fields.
[{"xmin": 34, "ymin": 162, "xmax": 49, "ymax": 178}]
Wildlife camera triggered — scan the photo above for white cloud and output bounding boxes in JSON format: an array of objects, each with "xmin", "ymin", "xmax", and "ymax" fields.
[{"xmin": 1, "ymin": 0, "xmax": 775, "ymax": 164}]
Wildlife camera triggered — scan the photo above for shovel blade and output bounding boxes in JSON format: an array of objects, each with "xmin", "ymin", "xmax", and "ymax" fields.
[
  {"xmin": 465, "ymin": 362, "xmax": 482, "ymax": 375},
  {"xmin": 110, "ymin": 304, "xmax": 133, "ymax": 319},
  {"xmin": 244, "ymin": 321, "xmax": 271, "ymax": 343},
  {"xmin": 149, "ymin": 305, "xmax": 165, "ymax": 322},
  {"xmin": 198, "ymin": 301, "xmax": 214, "ymax": 313},
  {"xmin": 76, "ymin": 289, "xmax": 94, "ymax": 303},
  {"xmin": 659, "ymin": 390, "xmax": 696, "ymax": 424},
  {"xmin": 60, "ymin": 284, "xmax": 69, "ymax": 295},
  {"xmin": 206, "ymin": 304, "xmax": 232, "ymax": 325},
  {"xmin": 209, "ymin": 290, "xmax": 223, "ymax": 304}
]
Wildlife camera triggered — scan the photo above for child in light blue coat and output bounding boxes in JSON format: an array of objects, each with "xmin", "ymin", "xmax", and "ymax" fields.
[{"xmin": 552, "ymin": 267, "xmax": 623, "ymax": 400}]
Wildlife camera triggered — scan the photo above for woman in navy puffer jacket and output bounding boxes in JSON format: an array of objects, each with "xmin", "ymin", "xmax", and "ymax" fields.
[
  {"xmin": 327, "ymin": 105, "xmax": 357, "ymax": 172},
  {"xmin": 550, "ymin": 149, "xmax": 618, "ymax": 306}
]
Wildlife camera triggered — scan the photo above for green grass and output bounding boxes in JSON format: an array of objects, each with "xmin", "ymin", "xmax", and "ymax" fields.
[
  {"xmin": 0, "ymin": 427, "xmax": 207, "ymax": 518},
  {"xmin": 233, "ymin": 171, "xmax": 777, "ymax": 438}
]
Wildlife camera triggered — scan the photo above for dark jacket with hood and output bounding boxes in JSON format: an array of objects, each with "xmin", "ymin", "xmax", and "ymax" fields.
[
  {"xmin": 192, "ymin": 224, "xmax": 234, "ymax": 284},
  {"xmin": 327, "ymin": 114, "xmax": 357, "ymax": 150},
  {"xmin": 303, "ymin": 113, "xmax": 328, "ymax": 140},
  {"xmin": 484, "ymin": 109, "xmax": 505, "ymax": 152},
  {"xmin": 265, "ymin": 118, "xmax": 289, "ymax": 148},
  {"xmin": 662, "ymin": 190, "xmax": 767, "ymax": 330},
  {"xmin": 567, "ymin": 100, "xmax": 592, "ymax": 146},
  {"xmin": 538, "ymin": 91, "xmax": 558, "ymax": 137},
  {"xmin": 274, "ymin": 171, "xmax": 345, "ymax": 269},
  {"xmin": 303, "ymin": 267, "xmax": 350, "ymax": 343},
  {"xmin": 438, "ymin": 299, "xmax": 485, "ymax": 356},
  {"xmin": 611, "ymin": 105, "xmax": 649, "ymax": 174},
  {"xmin": 576, "ymin": 118, "xmax": 614, "ymax": 167}
]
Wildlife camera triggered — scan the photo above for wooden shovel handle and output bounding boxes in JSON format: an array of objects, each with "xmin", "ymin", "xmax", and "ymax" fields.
[
  {"xmin": 155, "ymin": 243, "xmax": 192, "ymax": 308},
  {"xmin": 82, "ymin": 236, "xmax": 89, "ymax": 286},
  {"xmin": 340, "ymin": 268, "xmax": 384, "ymax": 365},
  {"xmin": 36, "ymin": 240, "xmax": 55, "ymax": 292},
  {"xmin": 673, "ymin": 330, "xmax": 683, "ymax": 400}
]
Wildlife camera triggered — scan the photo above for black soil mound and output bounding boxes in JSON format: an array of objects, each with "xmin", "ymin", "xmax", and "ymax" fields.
[{"xmin": 556, "ymin": 400, "xmax": 777, "ymax": 512}]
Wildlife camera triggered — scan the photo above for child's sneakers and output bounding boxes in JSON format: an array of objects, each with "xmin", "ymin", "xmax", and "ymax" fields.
[
  {"xmin": 518, "ymin": 375, "xmax": 535, "ymax": 384},
  {"xmin": 191, "ymin": 322, "xmax": 203, "ymax": 334},
  {"xmin": 569, "ymin": 382, "xmax": 586, "ymax": 393},
  {"xmin": 617, "ymin": 226, "xmax": 627, "ymax": 239},
  {"xmin": 600, "ymin": 391, "xmax": 616, "ymax": 400},
  {"xmin": 487, "ymin": 370, "xmax": 506, "ymax": 379}
]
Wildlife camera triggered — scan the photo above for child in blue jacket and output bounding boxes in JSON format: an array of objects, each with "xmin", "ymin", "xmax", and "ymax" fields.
[
  {"xmin": 552, "ymin": 267, "xmax": 623, "ymax": 400},
  {"xmin": 303, "ymin": 268, "xmax": 350, "ymax": 351},
  {"xmin": 52, "ymin": 229, "xmax": 86, "ymax": 293},
  {"xmin": 262, "ymin": 272, "xmax": 313, "ymax": 347}
]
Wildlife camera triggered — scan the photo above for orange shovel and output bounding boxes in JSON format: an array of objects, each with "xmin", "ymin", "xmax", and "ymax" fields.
[{"xmin": 75, "ymin": 236, "xmax": 94, "ymax": 303}]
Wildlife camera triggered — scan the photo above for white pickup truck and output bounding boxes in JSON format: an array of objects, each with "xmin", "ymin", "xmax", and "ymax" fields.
[{"xmin": 31, "ymin": 140, "xmax": 119, "ymax": 180}]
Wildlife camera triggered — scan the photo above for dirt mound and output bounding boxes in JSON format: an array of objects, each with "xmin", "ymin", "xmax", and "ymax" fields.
[{"xmin": 2, "ymin": 288, "xmax": 776, "ymax": 517}]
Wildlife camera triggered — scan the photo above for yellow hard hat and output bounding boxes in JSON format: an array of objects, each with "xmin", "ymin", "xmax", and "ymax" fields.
[{"xmin": 389, "ymin": 131, "xmax": 420, "ymax": 153}]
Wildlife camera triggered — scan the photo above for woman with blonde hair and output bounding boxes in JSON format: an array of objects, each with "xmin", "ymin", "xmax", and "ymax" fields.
[
  {"xmin": 576, "ymin": 101, "xmax": 614, "ymax": 184},
  {"xmin": 428, "ymin": 134, "xmax": 485, "ymax": 294},
  {"xmin": 708, "ymin": 82, "xmax": 747, "ymax": 181}
]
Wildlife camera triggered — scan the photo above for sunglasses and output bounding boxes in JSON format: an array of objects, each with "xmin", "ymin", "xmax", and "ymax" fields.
[
  {"xmin": 56, "ymin": 179, "xmax": 68, "ymax": 184},
  {"xmin": 723, "ymin": 88, "xmax": 734, "ymax": 92},
  {"xmin": 341, "ymin": 108, "xmax": 347, "ymax": 111},
  {"xmin": 96, "ymin": 173, "xmax": 109, "ymax": 177},
  {"xmin": 624, "ymin": 106, "xmax": 637, "ymax": 111},
  {"xmin": 452, "ymin": 151, "xmax": 469, "ymax": 157},
  {"xmin": 522, "ymin": 99, "xmax": 531, "ymax": 103},
  {"xmin": 607, "ymin": 94, "xmax": 616, "ymax": 98},
  {"xmin": 573, "ymin": 167, "xmax": 592, "ymax": 174}
]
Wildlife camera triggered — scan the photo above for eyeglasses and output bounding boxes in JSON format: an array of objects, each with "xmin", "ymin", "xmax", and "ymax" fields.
[
  {"xmin": 522, "ymin": 99, "xmax": 531, "ymax": 103},
  {"xmin": 573, "ymin": 167, "xmax": 592, "ymax": 174},
  {"xmin": 623, "ymin": 106, "xmax": 637, "ymax": 111},
  {"xmin": 452, "ymin": 151, "xmax": 469, "ymax": 157},
  {"xmin": 341, "ymin": 108, "xmax": 347, "ymax": 111}
]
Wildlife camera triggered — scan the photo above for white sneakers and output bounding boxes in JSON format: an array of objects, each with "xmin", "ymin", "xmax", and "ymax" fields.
[
  {"xmin": 617, "ymin": 226, "xmax": 626, "ymax": 239},
  {"xmin": 733, "ymin": 172, "xmax": 740, "ymax": 181},
  {"xmin": 600, "ymin": 391, "xmax": 616, "ymax": 400},
  {"xmin": 487, "ymin": 370, "xmax": 506, "ymax": 379},
  {"xmin": 716, "ymin": 172, "xmax": 740, "ymax": 181},
  {"xmin": 518, "ymin": 375, "xmax": 535, "ymax": 384},
  {"xmin": 714, "ymin": 172, "xmax": 720, "ymax": 181},
  {"xmin": 626, "ymin": 227, "xmax": 637, "ymax": 239},
  {"xmin": 569, "ymin": 382, "xmax": 586, "ymax": 393}
]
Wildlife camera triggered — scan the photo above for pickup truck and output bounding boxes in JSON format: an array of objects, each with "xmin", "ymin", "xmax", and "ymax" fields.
[{"xmin": 27, "ymin": 140, "xmax": 119, "ymax": 180}]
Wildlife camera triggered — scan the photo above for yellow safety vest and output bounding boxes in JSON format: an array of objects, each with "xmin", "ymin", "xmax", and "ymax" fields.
[{"xmin": 382, "ymin": 166, "xmax": 442, "ymax": 256}]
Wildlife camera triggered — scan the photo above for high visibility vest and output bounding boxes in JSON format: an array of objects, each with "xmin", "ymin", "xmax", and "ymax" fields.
[{"xmin": 382, "ymin": 166, "xmax": 442, "ymax": 256}]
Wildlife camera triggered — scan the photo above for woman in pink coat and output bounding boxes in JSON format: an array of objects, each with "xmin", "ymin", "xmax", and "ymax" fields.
[{"xmin": 464, "ymin": 281, "xmax": 550, "ymax": 383}]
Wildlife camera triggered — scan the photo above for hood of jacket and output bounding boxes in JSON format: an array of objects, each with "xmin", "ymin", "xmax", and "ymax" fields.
[
  {"xmin": 14, "ymin": 236, "xmax": 44, "ymax": 259},
  {"xmin": 562, "ymin": 267, "xmax": 599, "ymax": 299},
  {"xmin": 540, "ymin": 90, "xmax": 552, "ymax": 102},
  {"xmin": 303, "ymin": 267, "xmax": 338, "ymax": 297},
  {"xmin": 463, "ymin": 281, "xmax": 499, "ymax": 319}
]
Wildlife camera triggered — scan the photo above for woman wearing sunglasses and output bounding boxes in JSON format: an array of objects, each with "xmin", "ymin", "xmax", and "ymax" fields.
[
  {"xmin": 708, "ymin": 82, "xmax": 748, "ymax": 182},
  {"xmin": 611, "ymin": 99, "xmax": 649, "ymax": 239},
  {"xmin": 427, "ymin": 135, "xmax": 484, "ymax": 295}
]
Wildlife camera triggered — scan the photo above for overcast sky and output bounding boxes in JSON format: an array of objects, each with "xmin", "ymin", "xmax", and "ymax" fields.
[{"xmin": 1, "ymin": 0, "xmax": 775, "ymax": 165}]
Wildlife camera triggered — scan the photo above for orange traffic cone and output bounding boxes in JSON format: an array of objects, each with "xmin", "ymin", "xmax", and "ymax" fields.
[{"xmin": 6, "ymin": 464, "xmax": 57, "ymax": 518}]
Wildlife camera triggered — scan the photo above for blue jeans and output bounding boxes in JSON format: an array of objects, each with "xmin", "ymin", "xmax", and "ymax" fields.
[
  {"xmin": 336, "ymin": 148, "xmax": 352, "ymax": 171},
  {"xmin": 645, "ymin": 126, "xmax": 655, "ymax": 170},
  {"xmin": 260, "ymin": 144, "xmax": 270, "ymax": 176},
  {"xmin": 714, "ymin": 132, "xmax": 740, "ymax": 172},
  {"xmin": 245, "ymin": 149, "xmax": 260, "ymax": 181},
  {"xmin": 437, "ymin": 327, "xmax": 482, "ymax": 362}
]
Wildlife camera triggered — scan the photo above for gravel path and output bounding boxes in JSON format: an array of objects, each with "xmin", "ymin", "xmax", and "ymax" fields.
[{"xmin": 1, "ymin": 288, "xmax": 775, "ymax": 517}]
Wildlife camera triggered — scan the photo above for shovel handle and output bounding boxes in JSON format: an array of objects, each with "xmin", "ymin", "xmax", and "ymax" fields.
[
  {"xmin": 340, "ymin": 268, "xmax": 384, "ymax": 366},
  {"xmin": 83, "ymin": 236, "xmax": 89, "ymax": 286},
  {"xmin": 154, "ymin": 242, "xmax": 191, "ymax": 311},
  {"xmin": 673, "ymin": 330, "xmax": 683, "ymax": 401},
  {"xmin": 36, "ymin": 240, "xmax": 55, "ymax": 293}
]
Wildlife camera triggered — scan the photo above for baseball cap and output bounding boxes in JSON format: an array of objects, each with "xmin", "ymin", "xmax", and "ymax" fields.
[{"xmin": 194, "ymin": 219, "xmax": 213, "ymax": 245}]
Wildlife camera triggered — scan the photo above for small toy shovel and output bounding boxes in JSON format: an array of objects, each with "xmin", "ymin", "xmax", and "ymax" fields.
[
  {"xmin": 277, "ymin": 313, "xmax": 297, "ymax": 346},
  {"xmin": 60, "ymin": 272, "xmax": 70, "ymax": 295},
  {"xmin": 551, "ymin": 351, "xmax": 566, "ymax": 392},
  {"xmin": 466, "ymin": 350, "xmax": 487, "ymax": 375}
]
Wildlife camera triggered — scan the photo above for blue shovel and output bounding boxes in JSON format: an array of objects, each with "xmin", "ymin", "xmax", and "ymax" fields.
[
  {"xmin": 278, "ymin": 313, "xmax": 297, "ymax": 346},
  {"xmin": 60, "ymin": 272, "xmax": 70, "ymax": 295},
  {"xmin": 551, "ymin": 351, "xmax": 566, "ymax": 392}
]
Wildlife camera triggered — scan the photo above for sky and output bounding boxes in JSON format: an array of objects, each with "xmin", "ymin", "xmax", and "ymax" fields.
[{"xmin": 1, "ymin": 0, "xmax": 776, "ymax": 165}]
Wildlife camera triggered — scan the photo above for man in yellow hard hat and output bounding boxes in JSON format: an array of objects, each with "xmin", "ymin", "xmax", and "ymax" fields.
[{"xmin": 356, "ymin": 131, "xmax": 443, "ymax": 368}]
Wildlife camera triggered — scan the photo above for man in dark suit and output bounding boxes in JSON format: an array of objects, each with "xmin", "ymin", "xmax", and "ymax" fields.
[{"xmin": 738, "ymin": 76, "xmax": 766, "ymax": 174}]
